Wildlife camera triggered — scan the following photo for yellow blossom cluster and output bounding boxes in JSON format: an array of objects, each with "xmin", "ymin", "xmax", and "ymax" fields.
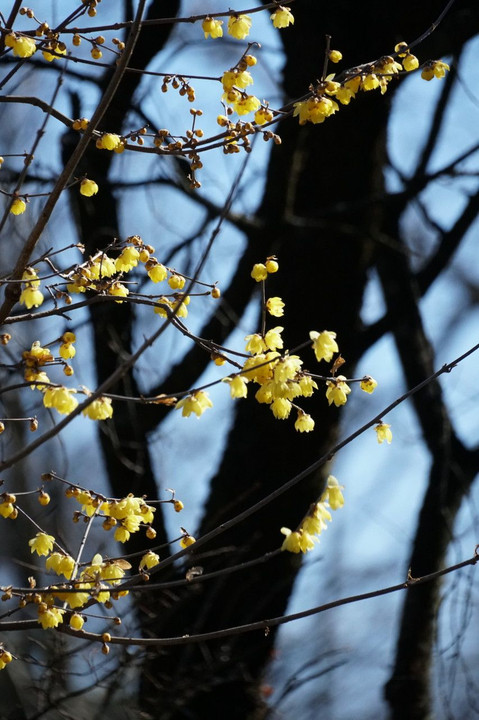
[
  {"xmin": 281, "ymin": 476, "xmax": 345, "ymax": 553},
  {"xmin": 201, "ymin": 7, "xmax": 294, "ymax": 42},
  {"xmin": 228, "ymin": 260, "xmax": 378, "ymax": 432},
  {"xmin": 293, "ymin": 43, "xmax": 450, "ymax": 126},
  {"xmin": 66, "ymin": 487, "xmax": 156, "ymax": 543},
  {"xmin": 64, "ymin": 237, "xmax": 194, "ymax": 317},
  {"xmin": 21, "ymin": 336, "xmax": 114, "ymax": 420},
  {"xmin": 221, "ymin": 59, "xmax": 261, "ymax": 117}
]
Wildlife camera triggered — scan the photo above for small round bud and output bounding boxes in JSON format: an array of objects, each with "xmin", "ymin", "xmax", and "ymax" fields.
[{"xmin": 38, "ymin": 491, "xmax": 50, "ymax": 506}]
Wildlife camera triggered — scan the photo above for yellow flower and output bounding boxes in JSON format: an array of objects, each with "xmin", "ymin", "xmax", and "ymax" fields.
[
  {"xmin": 294, "ymin": 410, "xmax": 315, "ymax": 433},
  {"xmin": 19, "ymin": 286, "xmax": 44, "ymax": 309},
  {"xmin": 421, "ymin": 60, "xmax": 450, "ymax": 81},
  {"xmin": 432, "ymin": 61, "xmax": 450, "ymax": 78},
  {"xmin": 6, "ymin": 34, "xmax": 37, "ymax": 58},
  {"xmin": 108, "ymin": 281, "xmax": 129, "ymax": 302},
  {"xmin": 10, "ymin": 197, "xmax": 27, "ymax": 215},
  {"xmin": 224, "ymin": 375, "xmax": 248, "ymax": 399},
  {"xmin": 45, "ymin": 552, "xmax": 75, "ymax": 579},
  {"xmin": 298, "ymin": 375, "xmax": 318, "ymax": 397},
  {"xmin": 0, "ymin": 650, "xmax": 13, "ymax": 670},
  {"xmin": 394, "ymin": 41, "xmax": 409, "ymax": 57},
  {"xmin": 43, "ymin": 386, "xmax": 78, "ymax": 415},
  {"xmin": 139, "ymin": 551, "xmax": 160, "ymax": 571},
  {"xmin": 70, "ymin": 613, "xmax": 85, "ymax": 630},
  {"xmin": 59, "ymin": 343, "xmax": 76, "ymax": 359},
  {"xmin": 42, "ymin": 44, "xmax": 67, "ymax": 62},
  {"xmin": 310, "ymin": 330, "xmax": 338, "ymax": 362},
  {"xmin": 402, "ymin": 54, "xmax": 419, "ymax": 72},
  {"xmin": 266, "ymin": 297, "xmax": 285, "ymax": 317},
  {"xmin": 242, "ymin": 351, "xmax": 279, "ymax": 385},
  {"xmin": 168, "ymin": 274, "xmax": 186, "ymax": 290},
  {"xmin": 80, "ymin": 178, "xmax": 99, "ymax": 196},
  {"xmin": 298, "ymin": 530, "xmax": 317, "ymax": 552},
  {"xmin": 0, "ymin": 495, "xmax": 16, "ymax": 518},
  {"xmin": 245, "ymin": 333, "xmax": 266, "ymax": 355},
  {"xmin": 321, "ymin": 475, "xmax": 344, "ymax": 510},
  {"xmin": 360, "ymin": 375, "xmax": 377, "ymax": 393},
  {"xmin": 361, "ymin": 74, "xmax": 380, "ymax": 91},
  {"xmin": 293, "ymin": 96, "xmax": 338, "ymax": 125},
  {"xmin": 180, "ymin": 534, "xmax": 196, "ymax": 548},
  {"xmin": 254, "ymin": 107, "xmax": 274, "ymax": 125},
  {"xmin": 147, "ymin": 262, "xmax": 167, "ymax": 283},
  {"xmin": 329, "ymin": 49, "xmax": 342, "ymax": 63},
  {"xmin": 176, "ymin": 390, "xmax": 213, "ymax": 418},
  {"xmin": 325, "ymin": 376, "xmax": 351, "ymax": 406},
  {"xmin": 234, "ymin": 95, "xmax": 261, "ymax": 116},
  {"xmin": 251, "ymin": 263, "xmax": 268, "ymax": 282},
  {"xmin": 29, "ymin": 532, "xmax": 55, "ymax": 556},
  {"xmin": 227, "ymin": 14, "xmax": 252, "ymax": 40},
  {"xmin": 116, "ymin": 246, "xmax": 140, "ymax": 272},
  {"xmin": 280, "ymin": 527, "xmax": 302, "ymax": 553},
  {"xmin": 271, "ymin": 397, "xmax": 292, "ymax": 419},
  {"xmin": 264, "ymin": 327, "xmax": 283, "ymax": 352},
  {"xmin": 271, "ymin": 7, "xmax": 294, "ymax": 28},
  {"xmin": 375, "ymin": 422, "xmax": 392, "ymax": 444},
  {"xmin": 202, "ymin": 16, "xmax": 223, "ymax": 39},
  {"xmin": 114, "ymin": 526, "xmax": 130, "ymax": 543},
  {"xmin": 82, "ymin": 396, "xmax": 113, "ymax": 420},
  {"xmin": 273, "ymin": 355, "xmax": 302, "ymax": 383},
  {"xmin": 89, "ymin": 253, "xmax": 116, "ymax": 279},
  {"xmin": 99, "ymin": 133, "xmax": 122, "ymax": 150},
  {"xmin": 222, "ymin": 70, "xmax": 253, "ymax": 91},
  {"xmin": 37, "ymin": 605, "xmax": 64, "ymax": 629}
]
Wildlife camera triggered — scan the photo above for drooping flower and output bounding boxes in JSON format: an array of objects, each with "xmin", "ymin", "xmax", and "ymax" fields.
[
  {"xmin": 43, "ymin": 386, "xmax": 78, "ymax": 415},
  {"xmin": 294, "ymin": 410, "xmax": 315, "ymax": 433},
  {"xmin": 251, "ymin": 263, "xmax": 268, "ymax": 282},
  {"xmin": 37, "ymin": 604, "xmax": 64, "ymax": 629},
  {"xmin": 10, "ymin": 197, "xmax": 27, "ymax": 215},
  {"xmin": 227, "ymin": 14, "xmax": 252, "ymax": 40},
  {"xmin": 375, "ymin": 422, "xmax": 392, "ymax": 444},
  {"xmin": 115, "ymin": 246, "xmax": 140, "ymax": 273},
  {"xmin": 139, "ymin": 551, "xmax": 160, "ymax": 571},
  {"xmin": 80, "ymin": 178, "xmax": 99, "ymax": 197},
  {"xmin": 224, "ymin": 375, "xmax": 248, "ymax": 399},
  {"xmin": 270, "ymin": 7, "xmax": 294, "ymax": 28},
  {"xmin": 5, "ymin": 33, "xmax": 37, "ymax": 58},
  {"xmin": 266, "ymin": 297, "xmax": 285, "ymax": 317},
  {"xmin": 29, "ymin": 532, "xmax": 55, "ymax": 556},
  {"xmin": 360, "ymin": 375, "xmax": 378, "ymax": 393},
  {"xmin": 176, "ymin": 390, "xmax": 213, "ymax": 418},
  {"xmin": 202, "ymin": 16, "xmax": 223, "ymax": 39},
  {"xmin": 310, "ymin": 330, "xmax": 338, "ymax": 362},
  {"xmin": 325, "ymin": 376, "xmax": 351, "ymax": 406}
]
